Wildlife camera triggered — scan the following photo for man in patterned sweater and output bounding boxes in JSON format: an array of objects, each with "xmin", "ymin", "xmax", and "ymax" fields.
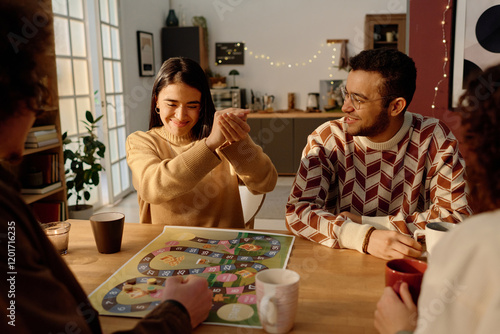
[{"xmin": 286, "ymin": 48, "xmax": 472, "ymax": 260}]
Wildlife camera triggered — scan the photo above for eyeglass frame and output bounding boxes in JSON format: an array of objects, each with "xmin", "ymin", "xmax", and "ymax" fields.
[{"xmin": 340, "ymin": 86, "xmax": 396, "ymax": 110}]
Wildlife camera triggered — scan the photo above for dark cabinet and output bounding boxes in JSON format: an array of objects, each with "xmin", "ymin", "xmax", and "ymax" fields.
[
  {"xmin": 248, "ymin": 115, "xmax": 341, "ymax": 175},
  {"xmin": 161, "ymin": 27, "xmax": 208, "ymax": 70},
  {"xmin": 364, "ymin": 14, "xmax": 406, "ymax": 52}
]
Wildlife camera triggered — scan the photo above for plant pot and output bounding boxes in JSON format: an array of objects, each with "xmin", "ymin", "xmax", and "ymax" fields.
[{"xmin": 68, "ymin": 204, "xmax": 94, "ymax": 220}]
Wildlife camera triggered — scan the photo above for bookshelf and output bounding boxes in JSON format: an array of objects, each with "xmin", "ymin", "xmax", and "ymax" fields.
[
  {"xmin": 364, "ymin": 14, "xmax": 407, "ymax": 52},
  {"xmin": 17, "ymin": 0, "xmax": 68, "ymax": 222}
]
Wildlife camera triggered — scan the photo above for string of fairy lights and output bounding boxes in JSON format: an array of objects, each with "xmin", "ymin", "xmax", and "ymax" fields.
[
  {"xmin": 240, "ymin": 42, "xmax": 341, "ymax": 78},
  {"xmin": 431, "ymin": 0, "xmax": 452, "ymax": 109}
]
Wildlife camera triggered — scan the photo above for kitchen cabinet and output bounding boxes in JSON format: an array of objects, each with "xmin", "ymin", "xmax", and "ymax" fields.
[
  {"xmin": 364, "ymin": 14, "xmax": 406, "ymax": 52},
  {"xmin": 248, "ymin": 113, "xmax": 343, "ymax": 175},
  {"xmin": 161, "ymin": 26, "xmax": 208, "ymax": 70}
]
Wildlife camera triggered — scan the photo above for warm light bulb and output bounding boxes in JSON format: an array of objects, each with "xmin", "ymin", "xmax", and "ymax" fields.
[
  {"xmin": 443, "ymin": 74, "xmax": 447, "ymax": 78},
  {"xmin": 444, "ymin": 57, "xmax": 448, "ymax": 61},
  {"xmin": 441, "ymin": 21, "xmax": 445, "ymax": 25},
  {"xmin": 442, "ymin": 39, "xmax": 446, "ymax": 43},
  {"xmin": 288, "ymin": 64, "xmax": 292, "ymax": 68},
  {"xmin": 249, "ymin": 51, "xmax": 253, "ymax": 55},
  {"xmin": 431, "ymin": 104, "xmax": 436, "ymax": 109}
]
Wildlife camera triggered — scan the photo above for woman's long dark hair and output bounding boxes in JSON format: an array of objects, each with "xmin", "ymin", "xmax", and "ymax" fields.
[
  {"xmin": 148, "ymin": 57, "xmax": 215, "ymax": 140},
  {"xmin": 458, "ymin": 64, "xmax": 500, "ymax": 213}
]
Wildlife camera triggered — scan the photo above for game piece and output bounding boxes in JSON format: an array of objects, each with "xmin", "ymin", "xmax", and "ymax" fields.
[
  {"xmin": 147, "ymin": 278, "xmax": 156, "ymax": 285},
  {"xmin": 126, "ymin": 279, "xmax": 136, "ymax": 285},
  {"xmin": 147, "ymin": 286, "xmax": 156, "ymax": 293},
  {"xmin": 123, "ymin": 284, "xmax": 133, "ymax": 292}
]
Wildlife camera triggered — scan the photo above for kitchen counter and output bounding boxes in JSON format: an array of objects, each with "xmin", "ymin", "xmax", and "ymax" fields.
[{"xmin": 248, "ymin": 111, "xmax": 344, "ymax": 118}]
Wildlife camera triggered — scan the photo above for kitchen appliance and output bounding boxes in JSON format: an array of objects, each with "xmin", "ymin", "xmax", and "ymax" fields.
[
  {"xmin": 263, "ymin": 94, "xmax": 275, "ymax": 112},
  {"xmin": 210, "ymin": 88, "xmax": 246, "ymax": 110},
  {"xmin": 306, "ymin": 93, "xmax": 320, "ymax": 112}
]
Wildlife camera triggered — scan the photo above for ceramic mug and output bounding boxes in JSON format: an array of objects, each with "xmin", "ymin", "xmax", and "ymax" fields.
[
  {"xmin": 414, "ymin": 222, "xmax": 456, "ymax": 255},
  {"xmin": 256, "ymin": 269, "xmax": 300, "ymax": 333},
  {"xmin": 385, "ymin": 258, "xmax": 427, "ymax": 304}
]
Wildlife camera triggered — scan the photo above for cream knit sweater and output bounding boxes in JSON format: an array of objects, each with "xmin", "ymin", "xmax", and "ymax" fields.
[{"xmin": 126, "ymin": 127, "xmax": 277, "ymax": 227}]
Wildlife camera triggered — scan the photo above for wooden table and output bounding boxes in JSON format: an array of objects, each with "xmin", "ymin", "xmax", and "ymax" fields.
[{"xmin": 64, "ymin": 220, "xmax": 386, "ymax": 333}]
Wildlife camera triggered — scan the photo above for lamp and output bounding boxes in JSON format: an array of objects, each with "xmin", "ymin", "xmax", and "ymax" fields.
[{"xmin": 229, "ymin": 69, "xmax": 239, "ymax": 88}]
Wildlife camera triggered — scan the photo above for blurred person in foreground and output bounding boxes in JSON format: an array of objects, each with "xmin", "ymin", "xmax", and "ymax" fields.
[
  {"xmin": 374, "ymin": 64, "xmax": 500, "ymax": 334},
  {"xmin": 0, "ymin": 3, "xmax": 211, "ymax": 333}
]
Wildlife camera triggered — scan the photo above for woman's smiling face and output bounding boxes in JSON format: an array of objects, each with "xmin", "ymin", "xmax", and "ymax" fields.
[{"xmin": 157, "ymin": 82, "xmax": 202, "ymax": 137}]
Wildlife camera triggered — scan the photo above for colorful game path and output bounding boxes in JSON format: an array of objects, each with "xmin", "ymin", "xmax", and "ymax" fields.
[{"xmin": 89, "ymin": 226, "xmax": 295, "ymax": 328}]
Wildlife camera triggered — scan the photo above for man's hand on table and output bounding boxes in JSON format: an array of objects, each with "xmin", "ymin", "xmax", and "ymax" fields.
[
  {"xmin": 374, "ymin": 282, "xmax": 418, "ymax": 334},
  {"xmin": 367, "ymin": 230, "xmax": 422, "ymax": 260},
  {"xmin": 161, "ymin": 275, "xmax": 212, "ymax": 328}
]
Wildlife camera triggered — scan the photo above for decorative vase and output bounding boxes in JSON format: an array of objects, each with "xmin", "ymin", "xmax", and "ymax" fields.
[{"xmin": 166, "ymin": 9, "xmax": 179, "ymax": 27}]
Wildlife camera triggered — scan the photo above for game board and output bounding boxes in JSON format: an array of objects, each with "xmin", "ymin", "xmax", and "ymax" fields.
[{"xmin": 88, "ymin": 226, "xmax": 295, "ymax": 328}]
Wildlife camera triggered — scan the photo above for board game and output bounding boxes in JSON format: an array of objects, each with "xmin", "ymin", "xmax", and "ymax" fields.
[{"xmin": 88, "ymin": 226, "xmax": 295, "ymax": 328}]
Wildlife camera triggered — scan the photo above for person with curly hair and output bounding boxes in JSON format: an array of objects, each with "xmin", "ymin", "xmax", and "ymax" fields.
[
  {"xmin": 374, "ymin": 64, "xmax": 500, "ymax": 334},
  {"xmin": 286, "ymin": 48, "xmax": 472, "ymax": 260}
]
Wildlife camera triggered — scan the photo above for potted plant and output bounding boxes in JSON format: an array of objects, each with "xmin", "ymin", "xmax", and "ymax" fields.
[{"xmin": 62, "ymin": 110, "xmax": 106, "ymax": 219}]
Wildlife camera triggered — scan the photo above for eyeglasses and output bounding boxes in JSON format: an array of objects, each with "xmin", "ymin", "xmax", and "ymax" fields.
[{"xmin": 340, "ymin": 86, "xmax": 395, "ymax": 110}]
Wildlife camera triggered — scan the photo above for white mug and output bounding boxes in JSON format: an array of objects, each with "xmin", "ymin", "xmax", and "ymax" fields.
[
  {"xmin": 256, "ymin": 269, "xmax": 300, "ymax": 334},
  {"xmin": 414, "ymin": 222, "xmax": 456, "ymax": 255}
]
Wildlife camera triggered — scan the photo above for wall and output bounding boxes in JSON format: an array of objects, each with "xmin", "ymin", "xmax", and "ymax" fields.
[
  {"xmin": 171, "ymin": 0, "xmax": 407, "ymax": 111},
  {"xmin": 119, "ymin": 0, "xmax": 166, "ymax": 134},
  {"xmin": 408, "ymin": 0, "xmax": 462, "ymax": 136},
  {"xmin": 119, "ymin": 0, "xmax": 407, "ymax": 132}
]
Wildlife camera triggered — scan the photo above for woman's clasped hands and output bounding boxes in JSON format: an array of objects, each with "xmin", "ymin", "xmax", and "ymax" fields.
[{"xmin": 205, "ymin": 108, "xmax": 251, "ymax": 151}]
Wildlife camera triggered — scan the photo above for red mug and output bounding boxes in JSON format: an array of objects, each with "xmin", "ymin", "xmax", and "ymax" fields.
[{"xmin": 385, "ymin": 258, "xmax": 427, "ymax": 304}]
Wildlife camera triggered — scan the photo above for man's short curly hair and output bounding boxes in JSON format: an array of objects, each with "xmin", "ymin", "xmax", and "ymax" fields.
[
  {"xmin": 349, "ymin": 48, "xmax": 417, "ymax": 111},
  {"xmin": 458, "ymin": 64, "xmax": 500, "ymax": 213},
  {"xmin": 0, "ymin": 3, "xmax": 51, "ymax": 122}
]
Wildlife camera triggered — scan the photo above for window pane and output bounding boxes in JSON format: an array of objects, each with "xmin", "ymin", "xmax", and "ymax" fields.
[
  {"xmin": 75, "ymin": 97, "xmax": 91, "ymax": 133},
  {"xmin": 52, "ymin": 0, "xmax": 68, "ymax": 15},
  {"xmin": 111, "ymin": 163, "xmax": 121, "ymax": 196},
  {"xmin": 59, "ymin": 98, "xmax": 77, "ymax": 136},
  {"xmin": 73, "ymin": 59, "xmax": 90, "ymax": 95},
  {"xmin": 104, "ymin": 60, "xmax": 114, "ymax": 93},
  {"xmin": 113, "ymin": 61, "xmax": 123, "ymax": 92},
  {"xmin": 68, "ymin": 0, "xmax": 84, "ymax": 19},
  {"xmin": 120, "ymin": 159, "xmax": 130, "ymax": 190},
  {"xmin": 109, "ymin": 129, "xmax": 119, "ymax": 162},
  {"xmin": 110, "ymin": 27, "xmax": 121, "ymax": 60},
  {"xmin": 56, "ymin": 58, "xmax": 74, "ymax": 96},
  {"xmin": 70, "ymin": 20, "xmax": 86, "ymax": 57},
  {"xmin": 106, "ymin": 95, "xmax": 116, "ymax": 128},
  {"xmin": 53, "ymin": 17, "xmax": 71, "ymax": 56},
  {"xmin": 101, "ymin": 24, "xmax": 112, "ymax": 59},
  {"xmin": 115, "ymin": 94, "xmax": 125, "ymax": 126},
  {"xmin": 118, "ymin": 127, "xmax": 126, "ymax": 159},
  {"xmin": 109, "ymin": 0, "xmax": 118, "ymax": 26},
  {"xmin": 100, "ymin": 0, "xmax": 109, "ymax": 23}
]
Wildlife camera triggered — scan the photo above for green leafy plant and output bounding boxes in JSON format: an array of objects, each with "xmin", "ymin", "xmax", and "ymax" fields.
[{"xmin": 62, "ymin": 110, "xmax": 105, "ymax": 209}]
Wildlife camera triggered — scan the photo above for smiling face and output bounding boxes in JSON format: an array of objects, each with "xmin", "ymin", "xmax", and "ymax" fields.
[
  {"xmin": 341, "ymin": 70, "xmax": 394, "ymax": 142},
  {"xmin": 156, "ymin": 82, "xmax": 202, "ymax": 137}
]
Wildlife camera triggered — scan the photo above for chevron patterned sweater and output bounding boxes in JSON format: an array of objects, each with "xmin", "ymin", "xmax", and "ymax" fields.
[{"xmin": 286, "ymin": 112, "xmax": 472, "ymax": 253}]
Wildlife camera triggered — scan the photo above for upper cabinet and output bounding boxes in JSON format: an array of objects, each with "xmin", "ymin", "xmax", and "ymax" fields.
[{"xmin": 364, "ymin": 14, "xmax": 407, "ymax": 52}]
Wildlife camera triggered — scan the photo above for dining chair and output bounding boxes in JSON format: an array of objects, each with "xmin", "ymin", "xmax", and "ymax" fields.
[{"xmin": 238, "ymin": 185, "xmax": 266, "ymax": 229}]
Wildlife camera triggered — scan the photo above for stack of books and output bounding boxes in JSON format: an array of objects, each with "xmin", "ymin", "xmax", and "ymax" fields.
[
  {"xmin": 21, "ymin": 153, "xmax": 61, "ymax": 194},
  {"xmin": 25, "ymin": 125, "xmax": 59, "ymax": 148},
  {"xmin": 31, "ymin": 200, "xmax": 66, "ymax": 223}
]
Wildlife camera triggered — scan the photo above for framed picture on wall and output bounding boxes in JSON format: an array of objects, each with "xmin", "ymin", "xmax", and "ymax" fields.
[
  {"xmin": 451, "ymin": 0, "xmax": 500, "ymax": 107},
  {"xmin": 137, "ymin": 31, "xmax": 155, "ymax": 77}
]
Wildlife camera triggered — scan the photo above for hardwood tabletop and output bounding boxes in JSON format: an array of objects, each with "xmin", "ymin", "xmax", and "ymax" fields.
[{"xmin": 64, "ymin": 220, "xmax": 385, "ymax": 334}]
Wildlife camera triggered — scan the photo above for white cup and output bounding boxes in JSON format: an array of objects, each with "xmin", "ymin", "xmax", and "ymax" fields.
[
  {"xmin": 256, "ymin": 269, "xmax": 300, "ymax": 334},
  {"xmin": 414, "ymin": 222, "xmax": 456, "ymax": 255}
]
